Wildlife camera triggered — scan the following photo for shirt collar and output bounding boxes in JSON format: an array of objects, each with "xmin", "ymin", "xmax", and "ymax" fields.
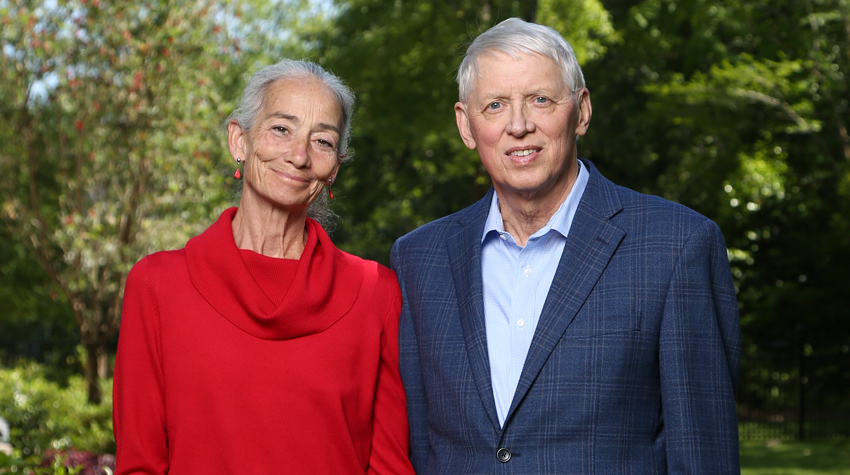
[{"xmin": 481, "ymin": 160, "xmax": 590, "ymax": 244}]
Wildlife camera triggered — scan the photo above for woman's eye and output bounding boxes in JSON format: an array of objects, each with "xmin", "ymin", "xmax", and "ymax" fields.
[
  {"xmin": 272, "ymin": 126, "xmax": 289, "ymax": 134},
  {"xmin": 488, "ymin": 102, "xmax": 502, "ymax": 110},
  {"xmin": 534, "ymin": 96, "xmax": 549, "ymax": 104},
  {"xmin": 316, "ymin": 139, "xmax": 335, "ymax": 149}
]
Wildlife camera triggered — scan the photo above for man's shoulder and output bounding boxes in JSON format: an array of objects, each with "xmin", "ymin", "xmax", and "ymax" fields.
[
  {"xmin": 604, "ymin": 179, "xmax": 720, "ymax": 243},
  {"xmin": 617, "ymin": 183, "xmax": 703, "ymax": 214}
]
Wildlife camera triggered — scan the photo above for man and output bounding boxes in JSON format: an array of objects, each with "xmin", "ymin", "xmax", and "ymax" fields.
[{"xmin": 391, "ymin": 18, "xmax": 740, "ymax": 474}]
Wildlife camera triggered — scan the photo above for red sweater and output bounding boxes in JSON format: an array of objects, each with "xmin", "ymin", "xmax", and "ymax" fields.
[{"xmin": 113, "ymin": 208, "xmax": 413, "ymax": 475}]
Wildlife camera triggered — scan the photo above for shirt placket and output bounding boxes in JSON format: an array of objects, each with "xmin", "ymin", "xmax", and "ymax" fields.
[{"xmin": 508, "ymin": 239, "xmax": 539, "ymax": 393}]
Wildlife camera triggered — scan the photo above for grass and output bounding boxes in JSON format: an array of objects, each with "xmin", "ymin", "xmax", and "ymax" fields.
[{"xmin": 740, "ymin": 439, "xmax": 850, "ymax": 475}]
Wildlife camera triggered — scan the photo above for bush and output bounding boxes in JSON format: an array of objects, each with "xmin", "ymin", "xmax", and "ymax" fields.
[{"xmin": 0, "ymin": 361, "xmax": 114, "ymax": 472}]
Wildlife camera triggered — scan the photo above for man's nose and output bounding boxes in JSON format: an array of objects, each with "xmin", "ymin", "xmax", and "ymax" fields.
[{"xmin": 506, "ymin": 104, "xmax": 534, "ymax": 136}]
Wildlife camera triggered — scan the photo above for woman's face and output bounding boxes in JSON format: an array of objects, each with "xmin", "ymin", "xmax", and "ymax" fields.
[{"xmin": 229, "ymin": 76, "xmax": 342, "ymax": 212}]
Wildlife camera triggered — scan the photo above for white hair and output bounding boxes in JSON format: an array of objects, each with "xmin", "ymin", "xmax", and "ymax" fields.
[{"xmin": 457, "ymin": 18, "xmax": 586, "ymax": 102}]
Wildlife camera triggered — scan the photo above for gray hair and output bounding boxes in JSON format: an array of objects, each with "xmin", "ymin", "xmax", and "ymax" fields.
[
  {"xmin": 226, "ymin": 59, "xmax": 355, "ymax": 228},
  {"xmin": 457, "ymin": 18, "xmax": 586, "ymax": 102}
]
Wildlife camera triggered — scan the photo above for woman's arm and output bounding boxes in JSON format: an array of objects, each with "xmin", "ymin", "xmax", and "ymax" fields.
[
  {"xmin": 367, "ymin": 273, "xmax": 415, "ymax": 475},
  {"xmin": 113, "ymin": 258, "xmax": 169, "ymax": 475}
]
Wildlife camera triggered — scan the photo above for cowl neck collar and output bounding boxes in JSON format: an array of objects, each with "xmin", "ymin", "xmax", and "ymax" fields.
[{"xmin": 185, "ymin": 207, "xmax": 365, "ymax": 340}]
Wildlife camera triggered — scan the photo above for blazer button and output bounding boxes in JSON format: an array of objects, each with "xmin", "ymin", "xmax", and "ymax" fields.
[{"xmin": 496, "ymin": 447, "xmax": 511, "ymax": 463}]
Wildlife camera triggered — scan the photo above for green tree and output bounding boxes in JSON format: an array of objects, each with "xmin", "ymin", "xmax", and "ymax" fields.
[
  {"xmin": 0, "ymin": 228, "xmax": 79, "ymax": 376},
  {"xmin": 0, "ymin": 0, "xmax": 240, "ymax": 403}
]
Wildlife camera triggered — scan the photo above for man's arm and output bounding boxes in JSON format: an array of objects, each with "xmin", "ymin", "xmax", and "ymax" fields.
[
  {"xmin": 659, "ymin": 219, "xmax": 741, "ymax": 474},
  {"xmin": 391, "ymin": 239, "xmax": 431, "ymax": 474}
]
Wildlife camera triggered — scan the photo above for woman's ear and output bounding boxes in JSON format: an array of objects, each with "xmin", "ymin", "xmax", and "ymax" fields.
[
  {"xmin": 228, "ymin": 120, "xmax": 247, "ymax": 162},
  {"xmin": 330, "ymin": 161, "xmax": 341, "ymax": 184}
]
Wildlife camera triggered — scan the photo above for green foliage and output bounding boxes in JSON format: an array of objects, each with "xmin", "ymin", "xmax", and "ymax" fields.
[
  {"xmin": 24, "ymin": 455, "xmax": 84, "ymax": 475},
  {"xmin": 740, "ymin": 439, "xmax": 850, "ymax": 475},
  {"xmin": 538, "ymin": 0, "xmax": 620, "ymax": 64},
  {"xmin": 0, "ymin": 362, "xmax": 113, "ymax": 469},
  {"xmin": 0, "ymin": 227, "xmax": 79, "ymax": 377}
]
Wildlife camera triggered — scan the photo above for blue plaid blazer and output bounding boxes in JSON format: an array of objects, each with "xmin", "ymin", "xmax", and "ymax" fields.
[{"xmin": 391, "ymin": 159, "xmax": 740, "ymax": 475}]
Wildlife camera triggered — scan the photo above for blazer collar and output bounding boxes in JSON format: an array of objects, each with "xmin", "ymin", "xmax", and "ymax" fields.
[
  {"xmin": 446, "ymin": 159, "xmax": 627, "ymax": 433},
  {"xmin": 445, "ymin": 188, "xmax": 502, "ymax": 431},
  {"xmin": 503, "ymin": 158, "xmax": 626, "ymax": 426}
]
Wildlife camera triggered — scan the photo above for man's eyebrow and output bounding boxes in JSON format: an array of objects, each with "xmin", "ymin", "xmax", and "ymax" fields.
[
  {"xmin": 479, "ymin": 93, "xmax": 505, "ymax": 101},
  {"xmin": 265, "ymin": 112, "xmax": 340, "ymax": 135}
]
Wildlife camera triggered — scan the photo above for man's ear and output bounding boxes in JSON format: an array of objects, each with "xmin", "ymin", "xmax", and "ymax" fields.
[
  {"xmin": 455, "ymin": 102, "xmax": 477, "ymax": 150},
  {"xmin": 575, "ymin": 88, "xmax": 592, "ymax": 137},
  {"xmin": 227, "ymin": 120, "xmax": 247, "ymax": 162}
]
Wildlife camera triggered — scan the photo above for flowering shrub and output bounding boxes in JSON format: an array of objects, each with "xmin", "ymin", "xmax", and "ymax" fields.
[
  {"xmin": 0, "ymin": 362, "xmax": 114, "ymax": 473},
  {"xmin": 41, "ymin": 450, "xmax": 115, "ymax": 475}
]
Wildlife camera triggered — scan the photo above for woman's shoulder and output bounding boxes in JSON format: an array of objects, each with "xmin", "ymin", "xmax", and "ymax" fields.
[
  {"xmin": 131, "ymin": 248, "xmax": 187, "ymax": 273},
  {"xmin": 334, "ymin": 248, "xmax": 398, "ymax": 289},
  {"xmin": 126, "ymin": 249, "xmax": 189, "ymax": 291}
]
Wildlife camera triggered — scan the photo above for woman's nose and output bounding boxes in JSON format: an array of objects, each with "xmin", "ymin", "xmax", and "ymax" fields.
[{"xmin": 286, "ymin": 137, "xmax": 311, "ymax": 168}]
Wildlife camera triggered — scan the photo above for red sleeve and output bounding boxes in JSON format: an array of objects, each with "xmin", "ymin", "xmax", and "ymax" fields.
[
  {"xmin": 113, "ymin": 257, "xmax": 169, "ymax": 475},
  {"xmin": 367, "ymin": 273, "xmax": 415, "ymax": 475}
]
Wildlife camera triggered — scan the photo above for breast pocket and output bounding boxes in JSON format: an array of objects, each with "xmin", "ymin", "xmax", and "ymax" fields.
[{"xmin": 561, "ymin": 309, "xmax": 641, "ymax": 340}]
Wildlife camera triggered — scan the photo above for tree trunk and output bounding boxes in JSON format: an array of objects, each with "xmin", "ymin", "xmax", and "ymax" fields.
[
  {"xmin": 97, "ymin": 342, "xmax": 110, "ymax": 379},
  {"xmin": 84, "ymin": 342, "xmax": 103, "ymax": 405}
]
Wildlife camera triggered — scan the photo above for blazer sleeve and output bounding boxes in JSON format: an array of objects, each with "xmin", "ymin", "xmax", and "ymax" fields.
[
  {"xmin": 368, "ymin": 270, "xmax": 415, "ymax": 475},
  {"xmin": 659, "ymin": 219, "xmax": 741, "ymax": 474},
  {"xmin": 113, "ymin": 258, "xmax": 169, "ymax": 475},
  {"xmin": 391, "ymin": 239, "xmax": 431, "ymax": 474}
]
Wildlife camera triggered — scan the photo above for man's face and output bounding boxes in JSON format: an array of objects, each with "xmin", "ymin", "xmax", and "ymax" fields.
[{"xmin": 455, "ymin": 52, "xmax": 591, "ymax": 203}]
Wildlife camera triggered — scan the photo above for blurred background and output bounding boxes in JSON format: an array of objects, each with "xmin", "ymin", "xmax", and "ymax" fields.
[{"xmin": 1, "ymin": 0, "xmax": 848, "ymax": 473}]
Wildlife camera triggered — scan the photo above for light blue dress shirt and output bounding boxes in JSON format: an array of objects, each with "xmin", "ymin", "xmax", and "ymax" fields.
[{"xmin": 480, "ymin": 161, "xmax": 590, "ymax": 426}]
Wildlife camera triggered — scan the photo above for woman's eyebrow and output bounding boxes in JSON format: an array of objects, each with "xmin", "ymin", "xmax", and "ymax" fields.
[{"xmin": 265, "ymin": 112, "xmax": 339, "ymax": 134}]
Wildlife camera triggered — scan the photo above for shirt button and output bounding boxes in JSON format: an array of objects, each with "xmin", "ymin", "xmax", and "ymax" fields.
[
  {"xmin": 496, "ymin": 447, "xmax": 511, "ymax": 463},
  {"xmin": 523, "ymin": 265, "xmax": 532, "ymax": 277},
  {"xmin": 517, "ymin": 318, "xmax": 525, "ymax": 328},
  {"xmin": 500, "ymin": 234, "xmax": 508, "ymax": 240}
]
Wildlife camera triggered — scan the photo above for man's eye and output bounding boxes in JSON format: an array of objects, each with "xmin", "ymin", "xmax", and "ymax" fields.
[
  {"xmin": 488, "ymin": 102, "xmax": 502, "ymax": 110},
  {"xmin": 534, "ymin": 96, "xmax": 549, "ymax": 104}
]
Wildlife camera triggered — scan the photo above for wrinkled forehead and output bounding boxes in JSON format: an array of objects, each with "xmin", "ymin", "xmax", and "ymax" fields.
[
  {"xmin": 469, "ymin": 49, "xmax": 569, "ymax": 89},
  {"xmin": 261, "ymin": 76, "xmax": 343, "ymax": 122},
  {"xmin": 471, "ymin": 51, "xmax": 568, "ymax": 89}
]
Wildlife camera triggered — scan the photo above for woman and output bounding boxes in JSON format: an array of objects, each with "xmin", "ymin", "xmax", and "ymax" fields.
[{"xmin": 113, "ymin": 60, "xmax": 414, "ymax": 475}]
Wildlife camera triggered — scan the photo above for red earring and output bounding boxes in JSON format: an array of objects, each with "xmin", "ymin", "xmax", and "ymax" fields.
[
  {"xmin": 234, "ymin": 158, "xmax": 242, "ymax": 179},
  {"xmin": 328, "ymin": 179, "xmax": 334, "ymax": 199}
]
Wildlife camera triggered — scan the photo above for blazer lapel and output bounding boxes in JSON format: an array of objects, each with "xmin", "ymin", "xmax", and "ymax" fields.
[
  {"xmin": 446, "ymin": 189, "xmax": 502, "ymax": 432},
  {"xmin": 505, "ymin": 160, "xmax": 626, "ymax": 424}
]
